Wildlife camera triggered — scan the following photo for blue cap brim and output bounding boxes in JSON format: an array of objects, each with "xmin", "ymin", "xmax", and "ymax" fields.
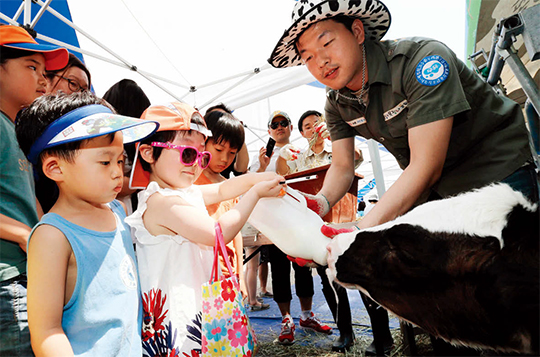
[{"xmin": 28, "ymin": 104, "xmax": 160, "ymax": 165}]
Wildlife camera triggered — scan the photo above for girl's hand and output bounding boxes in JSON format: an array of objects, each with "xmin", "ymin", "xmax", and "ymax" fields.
[{"xmin": 252, "ymin": 176, "xmax": 286, "ymax": 199}]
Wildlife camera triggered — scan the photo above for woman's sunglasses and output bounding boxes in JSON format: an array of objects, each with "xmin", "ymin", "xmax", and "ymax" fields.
[
  {"xmin": 151, "ymin": 142, "xmax": 212, "ymax": 169},
  {"xmin": 269, "ymin": 119, "xmax": 290, "ymax": 130}
]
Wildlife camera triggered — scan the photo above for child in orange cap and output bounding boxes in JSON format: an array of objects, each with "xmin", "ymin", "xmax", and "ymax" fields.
[
  {"xmin": 125, "ymin": 102, "xmax": 285, "ymax": 356},
  {"xmin": 0, "ymin": 24, "xmax": 68, "ymax": 356}
]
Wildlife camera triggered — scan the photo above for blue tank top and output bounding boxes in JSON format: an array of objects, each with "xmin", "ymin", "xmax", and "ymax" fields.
[{"xmin": 31, "ymin": 200, "xmax": 142, "ymax": 356}]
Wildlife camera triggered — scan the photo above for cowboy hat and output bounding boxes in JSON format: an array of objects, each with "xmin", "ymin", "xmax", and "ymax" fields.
[{"xmin": 268, "ymin": 0, "xmax": 391, "ymax": 68}]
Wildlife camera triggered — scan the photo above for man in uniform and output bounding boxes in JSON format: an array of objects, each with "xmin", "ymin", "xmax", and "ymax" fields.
[{"xmin": 268, "ymin": 0, "xmax": 538, "ymax": 355}]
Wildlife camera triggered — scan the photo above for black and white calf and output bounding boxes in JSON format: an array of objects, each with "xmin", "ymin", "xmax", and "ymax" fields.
[{"xmin": 327, "ymin": 184, "xmax": 539, "ymax": 354}]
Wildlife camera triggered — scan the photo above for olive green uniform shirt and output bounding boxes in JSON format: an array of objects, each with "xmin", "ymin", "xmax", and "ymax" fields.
[
  {"xmin": 325, "ymin": 38, "xmax": 531, "ymax": 198},
  {"xmin": 0, "ymin": 111, "xmax": 38, "ymax": 281}
]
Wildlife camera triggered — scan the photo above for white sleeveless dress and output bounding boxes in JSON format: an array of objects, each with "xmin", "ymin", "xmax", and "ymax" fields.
[{"xmin": 125, "ymin": 181, "xmax": 214, "ymax": 357}]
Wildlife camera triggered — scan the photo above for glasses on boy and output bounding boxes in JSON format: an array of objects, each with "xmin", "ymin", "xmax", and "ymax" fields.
[
  {"xmin": 269, "ymin": 119, "xmax": 290, "ymax": 130},
  {"xmin": 151, "ymin": 142, "xmax": 212, "ymax": 169}
]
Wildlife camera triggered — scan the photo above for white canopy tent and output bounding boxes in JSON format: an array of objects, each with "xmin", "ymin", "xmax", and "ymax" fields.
[{"xmin": 0, "ymin": 0, "xmax": 468, "ymax": 199}]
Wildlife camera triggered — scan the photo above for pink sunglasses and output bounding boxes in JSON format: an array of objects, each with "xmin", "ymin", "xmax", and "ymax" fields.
[{"xmin": 151, "ymin": 142, "xmax": 212, "ymax": 169}]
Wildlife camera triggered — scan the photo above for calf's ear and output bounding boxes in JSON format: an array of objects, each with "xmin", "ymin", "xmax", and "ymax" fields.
[{"xmin": 382, "ymin": 225, "xmax": 439, "ymax": 279}]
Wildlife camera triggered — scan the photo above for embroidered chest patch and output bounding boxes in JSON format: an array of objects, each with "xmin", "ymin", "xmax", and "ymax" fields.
[
  {"xmin": 415, "ymin": 55, "xmax": 449, "ymax": 86},
  {"xmin": 384, "ymin": 100, "xmax": 408, "ymax": 121}
]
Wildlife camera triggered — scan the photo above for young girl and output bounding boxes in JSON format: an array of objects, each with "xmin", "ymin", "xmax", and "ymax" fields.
[
  {"xmin": 126, "ymin": 102, "xmax": 285, "ymax": 356},
  {"xmin": 0, "ymin": 24, "xmax": 68, "ymax": 356}
]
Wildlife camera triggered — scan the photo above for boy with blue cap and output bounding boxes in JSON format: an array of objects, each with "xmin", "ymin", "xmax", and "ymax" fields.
[{"xmin": 15, "ymin": 91, "xmax": 158, "ymax": 356}]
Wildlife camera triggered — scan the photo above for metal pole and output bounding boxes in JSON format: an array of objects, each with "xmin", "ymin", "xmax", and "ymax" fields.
[
  {"xmin": 500, "ymin": 47, "xmax": 540, "ymax": 116},
  {"xmin": 0, "ymin": 12, "xmax": 18, "ymax": 25},
  {"xmin": 199, "ymin": 71, "xmax": 258, "ymax": 110},
  {"xmin": 12, "ymin": 2, "xmax": 24, "ymax": 22},
  {"xmin": 197, "ymin": 64, "xmax": 270, "ymax": 90},
  {"xmin": 367, "ymin": 139, "xmax": 386, "ymax": 197},
  {"xmin": 23, "ymin": 0, "xmax": 31, "ymax": 25},
  {"xmin": 30, "ymin": 0, "xmax": 53, "ymax": 29}
]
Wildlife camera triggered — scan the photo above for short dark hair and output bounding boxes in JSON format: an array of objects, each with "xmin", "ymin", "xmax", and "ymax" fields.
[
  {"xmin": 46, "ymin": 53, "xmax": 92, "ymax": 89},
  {"xmin": 0, "ymin": 46, "xmax": 38, "ymax": 65},
  {"xmin": 102, "ymin": 79, "xmax": 150, "ymax": 118},
  {"xmin": 138, "ymin": 114, "xmax": 208, "ymax": 173},
  {"xmin": 205, "ymin": 103, "xmax": 233, "ymax": 115},
  {"xmin": 102, "ymin": 79, "xmax": 151, "ymax": 165},
  {"xmin": 204, "ymin": 110, "xmax": 245, "ymax": 151},
  {"xmin": 16, "ymin": 91, "xmax": 113, "ymax": 179},
  {"xmin": 298, "ymin": 110, "xmax": 322, "ymax": 133}
]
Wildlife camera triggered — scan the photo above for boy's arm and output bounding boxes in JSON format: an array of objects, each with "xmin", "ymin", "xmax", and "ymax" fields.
[
  {"xmin": 199, "ymin": 172, "xmax": 277, "ymax": 205},
  {"xmin": 36, "ymin": 199, "xmax": 44, "ymax": 220},
  {"xmin": 0, "ymin": 213, "xmax": 32, "ymax": 253},
  {"xmin": 233, "ymin": 143, "xmax": 249, "ymax": 174},
  {"xmin": 27, "ymin": 225, "xmax": 74, "ymax": 356}
]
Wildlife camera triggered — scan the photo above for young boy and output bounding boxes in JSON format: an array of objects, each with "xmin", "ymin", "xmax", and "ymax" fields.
[
  {"xmin": 0, "ymin": 24, "xmax": 68, "ymax": 356},
  {"xmin": 15, "ymin": 91, "xmax": 159, "ymax": 356}
]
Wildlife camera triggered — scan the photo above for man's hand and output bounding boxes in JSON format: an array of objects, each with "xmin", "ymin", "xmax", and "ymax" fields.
[
  {"xmin": 286, "ymin": 255, "xmax": 320, "ymax": 268},
  {"xmin": 314, "ymin": 122, "xmax": 330, "ymax": 140},
  {"xmin": 279, "ymin": 144, "xmax": 301, "ymax": 161},
  {"xmin": 299, "ymin": 192, "xmax": 330, "ymax": 217},
  {"xmin": 257, "ymin": 147, "xmax": 271, "ymax": 172},
  {"xmin": 321, "ymin": 224, "xmax": 357, "ymax": 238}
]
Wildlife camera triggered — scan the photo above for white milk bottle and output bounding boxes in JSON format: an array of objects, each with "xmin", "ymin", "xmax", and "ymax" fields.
[{"xmin": 248, "ymin": 187, "xmax": 331, "ymax": 265}]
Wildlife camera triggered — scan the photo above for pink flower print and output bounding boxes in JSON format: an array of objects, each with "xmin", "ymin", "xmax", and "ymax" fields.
[
  {"xmin": 201, "ymin": 335, "xmax": 208, "ymax": 354},
  {"xmin": 220, "ymin": 279, "xmax": 236, "ymax": 302},
  {"xmin": 232, "ymin": 308, "xmax": 241, "ymax": 320},
  {"xmin": 227, "ymin": 321, "xmax": 248, "ymax": 348},
  {"xmin": 202, "ymin": 301, "xmax": 211, "ymax": 314},
  {"xmin": 214, "ymin": 297, "xmax": 224, "ymax": 310}
]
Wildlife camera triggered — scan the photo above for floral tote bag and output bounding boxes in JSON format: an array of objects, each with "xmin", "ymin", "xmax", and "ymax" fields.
[{"xmin": 201, "ymin": 223, "xmax": 258, "ymax": 356}]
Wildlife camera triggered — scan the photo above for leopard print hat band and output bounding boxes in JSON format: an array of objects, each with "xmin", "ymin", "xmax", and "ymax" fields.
[{"xmin": 268, "ymin": 0, "xmax": 391, "ymax": 68}]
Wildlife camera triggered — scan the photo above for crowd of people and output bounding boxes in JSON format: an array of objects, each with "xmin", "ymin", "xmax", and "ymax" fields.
[{"xmin": 1, "ymin": 0, "xmax": 539, "ymax": 355}]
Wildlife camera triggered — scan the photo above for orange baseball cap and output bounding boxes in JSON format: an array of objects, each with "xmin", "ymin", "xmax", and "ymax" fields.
[
  {"xmin": 0, "ymin": 25, "xmax": 69, "ymax": 71},
  {"xmin": 129, "ymin": 102, "xmax": 212, "ymax": 189}
]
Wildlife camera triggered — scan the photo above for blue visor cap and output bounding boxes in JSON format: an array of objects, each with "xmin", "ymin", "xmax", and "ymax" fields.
[{"xmin": 27, "ymin": 104, "xmax": 159, "ymax": 165}]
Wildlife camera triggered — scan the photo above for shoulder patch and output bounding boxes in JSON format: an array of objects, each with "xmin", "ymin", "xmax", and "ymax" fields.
[{"xmin": 415, "ymin": 55, "xmax": 449, "ymax": 86}]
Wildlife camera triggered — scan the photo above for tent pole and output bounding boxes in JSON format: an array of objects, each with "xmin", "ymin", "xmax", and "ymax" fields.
[
  {"xmin": 23, "ymin": 0, "xmax": 31, "ymax": 25},
  {"xmin": 197, "ymin": 63, "xmax": 271, "ymax": 90},
  {"xmin": 199, "ymin": 71, "xmax": 258, "ymax": 110},
  {"xmin": 11, "ymin": 2, "xmax": 24, "ymax": 22},
  {"xmin": 33, "ymin": 32, "xmax": 190, "ymax": 90},
  {"xmin": 30, "ymin": 31, "xmax": 183, "ymax": 101},
  {"xmin": 0, "ymin": 12, "xmax": 18, "ymax": 25},
  {"xmin": 30, "ymin": 0, "xmax": 53, "ymax": 29},
  {"xmin": 33, "ymin": 0, "xmax": 139, "ymax": 69},
  {"xmin": 225, "ymin": 68, "xmax": 314, "ymax": 109},
  {"xmin": 244, "ymin": 125, "xmax": 267, "ymax": 145}
]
